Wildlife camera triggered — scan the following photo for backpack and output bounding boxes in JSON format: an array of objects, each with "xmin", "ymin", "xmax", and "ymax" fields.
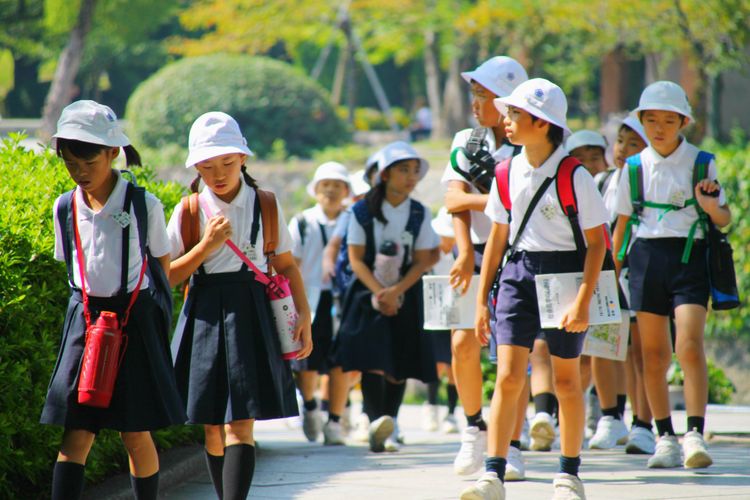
[
  {"xmin": 57, "ymin": 179, "xmax": 173, "ymax": 331},
  {"xmin": 450, "ymin": 127, "xmax": 522, "ymax": 194},
  {"xmin": 333, "ymin": 198, "xmax": 425, "ymax": 295},
  {"xmin": 295, "ymin": 212, "xmax": 328, "ymax": 248}
]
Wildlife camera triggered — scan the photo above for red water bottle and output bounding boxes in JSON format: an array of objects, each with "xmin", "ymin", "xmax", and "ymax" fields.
[{"xmin": 77, "ymin": 312, "xmax": 126, "ymax": 408}]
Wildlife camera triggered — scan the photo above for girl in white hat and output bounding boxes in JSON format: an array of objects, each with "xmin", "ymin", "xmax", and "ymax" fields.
[
  {"xmin": 42, "ymin": 100, "xmax": 186, "ymax": 500},
  {"xmin": 166, "ymin": 112, "xmax": 312, "ymax": 499}
]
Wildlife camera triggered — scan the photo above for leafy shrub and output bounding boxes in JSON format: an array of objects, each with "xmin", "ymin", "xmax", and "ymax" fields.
[
  {"xmin": 336, "ymin": 106, "xmax": 411, "ymax": 131},
  {"xmin": 125, "ymin": 54, "xmax": 350, "ymax": 158},
  {"xmin": 0, "ymin": 135, "xmax": 198, "ymax": 498},
  {"xmin": 667, "ymin": 356, "xmax": 737, "ymax": 404}
]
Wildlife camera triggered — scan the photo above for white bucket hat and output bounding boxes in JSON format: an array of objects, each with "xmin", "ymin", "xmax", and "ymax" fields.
[
  {"xmin": 634, "ymin": 81, "xmax": 693, "ymax": 122},
  {"xmin": 621, "ymin": 114, "xmax": 649, "ymax": 145},
  {"xmin": 306, "ymin": 161, "xmax": 351, "ymax": 197},
  {"xmin": 349, "ymin": 169, "xmax": 371, "ymax": 197},
  {"xmin": 565, "ymin": 130, "xmax": 607, "ymax": 154},
  {"xmin": 494, "ymin": 78, "xmax": 571, "ymax": 137},
  {"xmin": 373, "ymin": 141, "xmax": 429, "ymax": 185},
  {"xmin": 185, "ymin": 112, "xmax": 254, "ymax": 168},
  {"xmin": 431, "ymin": 207, "xmax": 455, "ymax": 238},
  {"xmin": 52, "ymin": 100, "xmax": 130, "ymax": 148},
  {"xmin": 461, "ymin": 56, "xmax": 528, "ymax": 98}
]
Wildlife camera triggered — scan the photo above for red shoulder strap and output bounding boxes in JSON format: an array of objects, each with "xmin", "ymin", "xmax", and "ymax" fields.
[
  {"xmin": 555, "ymin": 156, "xmax": 581, "ymax": 216},
  {"xmin": 495, "ymin": 158, "xmax": 512, "ymax": 213}
]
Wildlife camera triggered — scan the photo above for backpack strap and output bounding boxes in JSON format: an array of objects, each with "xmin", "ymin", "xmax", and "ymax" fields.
[
  {"xmin": 351, "ymin": 199, "xmax": 375, "ymax": 268},
  {"xmin": 494, "ymin": 158, "xmax": 512, "ymax": 219},
  {"xmin": 296, "ymin": 213, "xmax": 308, "ymax": 247},
  {"xmin": 179, "ymin": 193, "xmax": 200, "ymax": 254},
  {"xmin": 555, "ymin": 156, "xmax": 588, "ymax": 261},
  {"xmin": 465, "ymin": 127, "xmax": 488, "ymax": 156},
  {"xmin": 682, "ymin": 151, "xmax": 714, "ymax": 263},
  {"xmin": 617, "ymin": 154, "xmax": 645, "ymax": 261},
  {"xmin": 401, "ymin": 199, "xmax": 426, "ymax": 274},
  {"xmin": 257, "ymin": 189, "xmax": 279, "ymax": 257},
  {"xmin": 57, "ymin": 190, "xmax": 76, "ymax": 285},
  {"xmin": 119, "ymin": 183, "xmax": 135, "ymax": 296},
  {"xmin": 597, "ymin": 168, "xmax": 616, "ymax": 194}
]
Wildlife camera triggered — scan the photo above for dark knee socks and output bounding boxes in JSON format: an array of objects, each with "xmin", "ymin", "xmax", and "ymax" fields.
[
  {"xmin": 130, "ymin": 472, "xmax": 159, "ymax": 500},
  {"xmin": 205, "ymin": 450, "xmax": 224, "ymax": 499},
  {"xmin": 361, "ymin": 372, "xmax": 386, "ymax": 422},
  {"xmin": 52, "ymin": 461, "xmax": 85, "ymax": 500},
  {"xmin": 465, "ymin": 410, "xmax": 487, "ymax": 431},
  {"xmin": 447, "ymin": 384, "xmax": 458, "ymax": 415},
  {"xmin": 655, "ymin": 417, "xmax": 676, "ymax": 437},
  {"xmin": 485, "ymin": 457, "xmax": 507, "ymax": 482},
  {"xmin": 617, "ymin": 394, "xmax": 627, "ymax": 418},
  {"xmin": 533, "ymin": 392, "xmax": 558, "ymax": 418},
  {"xmin": 384, "ymin": 380, "xmax": 406, "ymax": 418},
  {"xmin": 223, "ymin": 444, "xmax": 255, "ymax": 500},
  {"xmin": 559, "ymin": 455, "xmax": 581, "ymax": 477},
  {"xmin": 687, "ymin": 416, "xmax": 705, "ymax": 435},
  {"xmin": 427, "ymin": 381, "xmax": 440, "ymax": 405}
]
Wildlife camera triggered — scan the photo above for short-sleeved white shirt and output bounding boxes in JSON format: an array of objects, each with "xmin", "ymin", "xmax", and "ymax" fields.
[
  {"xmin": 615, "ymin": 139, "xmax": 726, "ymax": 240},
  {"xmin": 53, "ymin": 171, "xmax": 171, "ymax": 296},
  {"xmin": 347, "ymin": 198, "xmax": 439, "ymax": 254},
  {"xmin": 485, "ymin": 145, "xmax": 609, "ymax": 252},
  {"xmin": 441, "ymin": 128, "xmax": 518, "ymax": 244},
  {"xmin": 289, "ymin": 204, "xmax": 340, "ymax": 292},
  {"xmin": 166, "ymin": 180, "xmax": 293, "ymax": 274},
  {"xmin": 602, "ymin": 168, "xmax": 623, "ymax": 223}
]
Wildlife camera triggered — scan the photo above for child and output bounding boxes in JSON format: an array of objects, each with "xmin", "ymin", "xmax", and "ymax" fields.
[
  {"xmin": 41, "ymin": 100, "xmax": 186, "ymax": 500},
  {"xmin": 612, "ymin": 81, "xmax": 730, "ymax": 469},
  {"xmin": 441, "ymin": 55, "xmax": 530, "ymax": 478},
  {"xmin": 462, "ymin": 79, "xmax": 608, "ymax": 500},
  {"xmin": 167, "ymin": 112, "xmax": 312, "ymax": 499},
  {"xmin": 331, "ymin": 141, "xmax": 439, "ymax": 453},
  {"xmin": 565, "ymin": 130, "xmax": 609, "ymax": 178},
  {"xmin": 289, "ymin": 161, "xmax": 351, "ymax": 445}
]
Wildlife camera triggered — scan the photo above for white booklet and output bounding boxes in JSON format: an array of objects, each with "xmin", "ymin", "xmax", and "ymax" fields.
[
  {"xmin": 582, "ymin": 316, "xmax": 630, "ymax": 361},
  {"xmin": 423, "ymin": 275, "xmax": 479, "ymax": 330},
  {"xmin": 534, "ymin": 270, "xmax": 622, "ymax": 328}
]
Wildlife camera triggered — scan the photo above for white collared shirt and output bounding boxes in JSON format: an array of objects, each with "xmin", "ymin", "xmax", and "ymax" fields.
[
  {"xmin": 602, "ymin": 168, "xmax": 623, "ymax": 223},
  {"xmin": 289, "ymin": 204, "xmax": 340, "ymax": 291},
  {"xmin": 166, "ymin": 180, "xmax": 293, "ymax": 273},
  {"xmin": 441, "ymin": 128, "xmax": 518, "ymax": 244},
  {"xmin": 485, "ymin": 145, "xmax": 608, "ymax": 252},
  {"xmin": 53, "ymin": 171, "xmax": 171, "ymax": 296},
  {"xmin": 347, "ymin": 198, "xmax": 439, "ymax": 253},
  {"xmin": 615, "ymin": 139, "xmax": 725, "ymax": 240}
]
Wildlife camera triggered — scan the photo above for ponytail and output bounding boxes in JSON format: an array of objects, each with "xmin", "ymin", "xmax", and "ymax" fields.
[
  {"xmin": 190, "ymin": 174, "xmax": 201, "ymax": 193},
  {"xmin": 241, "ymin": 165, "xmax": 259, "ymax": 189},
  {"xmin": 123, "ymin": 145, "xmax": 142, "ymax": 166},
  {"xmin": 365, "ymin": 181, "xmax": 388, "ymax": 224}
]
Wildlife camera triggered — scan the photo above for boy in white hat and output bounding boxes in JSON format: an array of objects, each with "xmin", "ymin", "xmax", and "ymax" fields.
[
  {"xmin": 289, "ymin": 161, "xmax": 352, "ymax": 446},
  {"xmin": 463, "ymin": 79, "xmax": 609, "ymax": 500},
  {"xmin": 612, "ymin": 81, "xmax": 731, "ymax": 469},
  {"xmin": 565, "ymin": 130, "xmax": 609, "ymax": 178}
]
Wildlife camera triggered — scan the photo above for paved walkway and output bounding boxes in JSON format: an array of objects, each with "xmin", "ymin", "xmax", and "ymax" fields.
[{"xmin": 161, "ymin": 404, "xmax": 750, "ymax": 500}]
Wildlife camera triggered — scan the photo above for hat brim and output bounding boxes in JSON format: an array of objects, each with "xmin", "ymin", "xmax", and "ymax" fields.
[
  {"xmin": 633, "ymin": 104, "xmax": 693, "ymax": 123},
  {"xmin": 306, "ymin": 174, "xmax": 352, "ymax": 198},
  {"xmin": 461, "ymin": 71, "xmax": 514, "ymax": 100},
  {"xmin": 52, "ymin": 126, "xmax": 130, "ymax": 149},
  {"xmin": 494, "ymin": 96, "xmax": 572, "ymax": 137},
  {"xmin": 185, "ymin": 145, "xmax": 254, "ymax": 168}
]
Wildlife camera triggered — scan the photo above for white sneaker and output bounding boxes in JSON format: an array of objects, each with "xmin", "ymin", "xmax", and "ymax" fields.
[
  {"xmin": 647, "ymin": 435, "xmax": 681, "ymax": 468},
  {"xmin": 552, "ymin": 473, "xmax": 586, "ymax": 500},
  {"xmin": 422, "ymin": 403, "xmax": 440, "ymax": 431},
  {"xmin": 384, "ymin": 424, "xmax": 401, "ymax": 452},
  {"xmin": 505, "ymin": 446, "xmax": 526, "ymax": 481},
  {"xmin": 682, "ymin": 431, "xmax": 713, "ymax": 469},
  {"xmin": 454, "ymin": 426, "xmax": 487, "ymax": 475},
  {"xmin": 368, "ymin": 415, "xmax": 394, "ymax": 453},
  {"xmin": 352, "ymin": 413, "xmax": 370, "ymax": 443},
  {"xmin": 323, "ymin": 420, "xmax": 345, "ymax": 446},
  {"xmin": 340, "ymin": 406, "xmax": 352, "ymax": 435},
  {"xmin": 589, "ymin": 416, "xmax": 629, "ymax": 449},
  {"xmin": 530, "ymin": 412, "xmax": 556, "ymax": 451},
  {"xmin": 625, "ymin": 426, "xmax": 655, "ymax": 455},
  {"xmin": 459, "ymin": 472, "xmax": 505, "ymax": 500},
  {"xmin": 302, "ymin": 407, "xmax": 322, "ymax": 442},
  {"xmin": 442, "ymin": 414, "xmax": 459, "ymax": 434},
  {"xmin": 519, "ymin": 418, "xmax": 530, "ymax": 450}
]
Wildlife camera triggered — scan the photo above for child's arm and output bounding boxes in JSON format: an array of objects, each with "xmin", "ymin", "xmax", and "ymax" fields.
[
  {"xmin": 376, "ymin": 248, "xmax": 438, "ymax": 316},
  {"xmin": 349, "ymin": 244, "xmax": 384, "ymax": 295},
  {"xmin": 445, "ymin": 185, "xmax": 489, "ymax": 213},
  {"xmin": 612, "ymin": 214, "xmax": 630, "ymax": 277},
  {"xmin": 474, "ymin": 222, "xmax": 509, "ymax": 345},
  {"xmin": 271, "ymin": 251, "xmax": 313, "ymax": 360},
  {"xmin": 322, "ymin": 234, "xmax": 343, "ymax": 284},
  {"xmin": 168, "ymin": 215, "xmax": 232, "ymax": 287},
  {"xmin": 559, "ymin": 224, "xmax": 606, "ymax": 333},
  {"xmin": 695, "ymin": 180, "xmax": 731, "ymax": 228}
]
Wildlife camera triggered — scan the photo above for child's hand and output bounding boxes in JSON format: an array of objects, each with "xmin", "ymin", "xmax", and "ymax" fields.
[
  {"xmin": 695, "ymin": 179, "xmax": 721, "ymax": 212},
  {"xmin": 449, "ymin": 253, "xmax": 475, "ymax": 295},
  {"xmin": 474, "ymin": 304, "xmax": 491, "ymax": 346},
  {"xmin": 376, "ymin": 287, "xmax": 400, "ymax": 316},
  {"xmin": 201, "ymin": 215, "xmax": 233, "ymax": 254},
  {"xmin": 560, "ymin": 301, "xmax": 589, "ymax": 333},
  {"xmin": 294, "ymin": 309, "xmax": 313, "ymax": 360}
]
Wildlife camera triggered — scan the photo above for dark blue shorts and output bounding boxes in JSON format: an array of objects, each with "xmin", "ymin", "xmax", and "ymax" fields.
[
  {"xmin": 628, "ymin": 238, "xmax": 709, "ymax": 316},
  {"xmin": 492, "ymin": 250, "xmax": 586, "ymax": 359}
]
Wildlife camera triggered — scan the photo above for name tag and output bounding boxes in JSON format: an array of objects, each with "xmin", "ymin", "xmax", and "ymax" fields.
[
  {"xmin": 669, "ymin": 190, "xmax": 687, "ymax": 208},
  {"xmin": 112, "ymin": 211, "xmax": 131, "ymax": 228},
  {"xmin": 241, "ymin": 241, "xmax": 257, "ymax": 260},
  {"xmin": 401, "ymin": 231, "xmax": 414, "ymax": 249}
]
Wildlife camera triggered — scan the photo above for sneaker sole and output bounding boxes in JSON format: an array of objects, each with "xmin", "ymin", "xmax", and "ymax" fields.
[
  {"xmin": 684, "ymin": 451, "xmax": 713, "ymax": 469},
  {"xmin": 625, "ymin": 442, "xmax": 653, "ymax": 455},
  {"xmin": 530, "ymin": 421, "xmax": 555, "ymax": 449},
  {"xmin": 369, "ymin": 418, "xmax": 394, "ymax": 453},
  {"xmin": 504, "ymin": 469, "xmax": 525, "ymax": 481},
  {"xmin": 647, "ymin": 457, "xmax": 681, "ymax": 468}
]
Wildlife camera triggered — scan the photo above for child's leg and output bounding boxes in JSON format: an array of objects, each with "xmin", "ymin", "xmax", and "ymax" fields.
[
  {"xmin": 625, "ymin": 346, "xmax": 639, "ymax": 417},
  {"xmin": 203, "ymin": 424, "xmax": 225, "ymax": 498},
  {"xmin": 223, "ymin": 419, "xmax": 256, "ymax": 500},
  {"xmin": 121, "ymin": 431, "xmax": 159, "ymax": 500},
  {"xmin": 297, "ymin": 370, "xmax": 320, "ymax": 409},
  {"xmin": 550, "ymin": 356, "xmax": 584, "ymax": 463},
  {"xmin": 319, "ymin": 374, "xmax": 330, "ymax": 412},
  {"xmin": 674, "ymin": 304, "xmax": 709, "ymax": 431},
  {"xmin": 360, "ymin": 371, "xmax": 386, "ymax": 422},
  {"xmin": 579, "ymin": 355, "xmax": 592, "ymax": 393},
  {"xmin": 52, "ymin": 429, "xmax": 95, "ymax": 500},
  {"xmin": 637, "ymin": 311, "xmax": 673, "ymax": 435},
  {"xmin": 445, "ymin": 364, "xmax": 459, "ymax": 416},
  {"xmin": 451, "ymin": 328, "xmax": 485, "ymax": 429},
  {"xmin": 592, "ymin": 357, "xmax": 618, "ymax": 412},
  {"xmin": 512, "ymin": 377, "xmax": 530, "ymax": 442},
  {"xmin": 630, "ymin": 323, "xmax": 653, "ymax": 424},
  {"xmin": 530, "ymin": 339, "xmax": 556, "ymax": 416},
  {"xmin": 327, "ymin": 367, "xmax": 350, "ymax": 421}
]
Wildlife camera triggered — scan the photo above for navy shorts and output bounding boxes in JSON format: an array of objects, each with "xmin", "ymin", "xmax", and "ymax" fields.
[
  {"xmin": 628, "ymin": 238, "xmax": 709, "ymax": 316},
  {"xmin": 492, "ymin": 250, "xmax": 586, "ymax": 359}
]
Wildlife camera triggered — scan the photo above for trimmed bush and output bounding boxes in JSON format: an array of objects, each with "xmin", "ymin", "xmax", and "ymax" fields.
[
  {"xmin": 125, "ymin": 54, "xmax": 350, "ymax": 158},
  {"xmin": 0, "ymin": 135, "xmax": 198, "ymax": 498}
]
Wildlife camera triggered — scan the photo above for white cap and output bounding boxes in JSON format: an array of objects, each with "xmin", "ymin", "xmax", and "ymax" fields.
[
  {"xmin": 306, "ymin": 161, "xmax": 351, "ymax": 197},
  {"xmin": 621, "ymin": 114, "xmax": 649, "ymax": 145},
  {"xmin": 461, "ymin": 56, "xmax": 528, "ymax": 98},
  {"xmin": 52, "ymin": 100, "xmax": 130, "ymax": 148},
  {"xmin": 373, "ymin": 141, "xmax": 429, "ymax": 185},
  {"xmin": 349, "ymin": 169, "xmax": 371, "ymax": 197},
  {"xmin": 494, "ymin": 78, "xmax": 571, "ymax": 136},
  {"xmin": 431, "ymin": 207, "xmax": 454, "ymax": 238},
  {"xmin": 185, "ymin": 112, "xmax": 254, "ymax": 168},
  {"xmin": 634, "ymin": 81, "xmax": 693, "ymax": 122},
  {"xmin": 565, "ymin": 130, "xmax": 607, "ymax": 154}
]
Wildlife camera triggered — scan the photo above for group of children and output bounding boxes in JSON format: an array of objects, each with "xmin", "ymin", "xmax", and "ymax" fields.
[{"xmin": 39, "ymin": 53, "xmax": 728, "ymax": 500}]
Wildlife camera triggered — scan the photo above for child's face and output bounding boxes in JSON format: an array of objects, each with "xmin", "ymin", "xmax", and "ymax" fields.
[
  {"xmin": 62, "ymin": 147, "xmax": 118, "ymax": 195},
  {"xmin": 571, "ymin": 146, "xmax": 607, "ymax": 175},
  {"xmin": 195, "ymin": 153, "xmax": 245, "ymax": 202},
  {"xmin": 640, "ymin": 110, "xmax": 686, "ymax": 155},
  {"xmin": 315, "ymin": 179, "xmax": 349, "ymax": 209},
  {"xmin": 470, "ymin": 82, "xmax": 502, "ymax": 128},
  {"xmin": 613, "ymin": 127, "xmax": 647, "ymax": 168},
  {"xmin": 503, "ymin": 106, "xmax": 546, "ymax": 146},
  {"xmin": 382, "ymin": 159, "xmax": 420, "ymax": 197}
]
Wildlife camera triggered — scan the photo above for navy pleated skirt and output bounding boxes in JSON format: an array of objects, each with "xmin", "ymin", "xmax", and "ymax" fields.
[
  {"xmin": 292, "ymin": 290, "xmax": 333, "ymax": 374},
  {"xmin": 40, "ymin": 290, "xmax": 187, "ymax": 432},
  {"xmin": 332, "ymin": 279, "xmax": 437, "ymax": 383},
  {"xmin": 171, "ymin": 270, "xmax": 298, "ymax": 425}
]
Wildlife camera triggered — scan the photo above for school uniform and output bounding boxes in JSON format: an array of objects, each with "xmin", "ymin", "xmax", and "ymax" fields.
[
  {"xmin": 615, "ymin": 139, "xmax": 725, "ymax": 316},
  {"xmin": 288, "ymin": 205, "xmax": 339, "ymax": 374},
  {"xmin": 485, "ymin": 145, "xmax": 608, "ymax": 358},
  {"xmin": 41, "ymin": 171, "xmax": 186, "ymax": 432},
  {"xmin": 167, "ymin": 180, "xmax": 298, "ymax": 425},
  {"xmin": 332, "ymin": 198, "xmax": 440, "ymax": 382}
]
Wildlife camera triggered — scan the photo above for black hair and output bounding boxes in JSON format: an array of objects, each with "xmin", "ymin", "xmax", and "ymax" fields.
[
  {"xmin": 365, "ymin": 180, "xmax": 388, "ymax": 224},
  {"xmin": 190, "ymin": 164, "xmax": 258, "ymax": 194},
  {"xmin": 619, "ymin": 123, "xmax": 635, "ymax": 135},
  {"xmin": 529, "ymin": 116, "xmax": 564, "ymax": 148},
  {"xmin": 637, "ymin": 110, "xmax": 687, "ymax": 126},
  {"xmin": 55, "ymin": 138, "xmax": 142, "ymax": 166}
]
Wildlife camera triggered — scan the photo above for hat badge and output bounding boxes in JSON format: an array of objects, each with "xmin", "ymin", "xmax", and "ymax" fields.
[
  {"xmin": 106, "ymin": 112, "xmax": 115, "ymax": 122},
  {"xmin": 507, "ymin": 72, "xmax": 515, "ymax": 81},
  {"xmin": 534, "ymin": 88, "xmax": 544, "ymax": 99}
]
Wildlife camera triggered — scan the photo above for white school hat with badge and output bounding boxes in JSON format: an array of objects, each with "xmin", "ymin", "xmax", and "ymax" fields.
[
  {"xmin": 306, "ymin": 161, "xmax": 351, "ymax": 197},
  {"xmin": 634, "ymin": 81, "xmax": 693, "ymax": 122},
  {"xmin": 461, "ymin": 56, "xmax": 528, "ymax": 98},
  {"xmin": 52, "ymin": 100, "xmax": 130, "ymax": 148},
  {"xmin": 621, "ymin": 113, "xmax": 649, "ymax": 145},
  {"xmin": 431, "ymin": 207, "xmax": 455, "ymax": 238},
  {"xmin": 349, "ymin": 169, "xmax": 371, "ymax": 197},
  {"xmin": 565, "ymin": 130, "xmax": 607, "ymax": 153},
  {"xmin": 494, "ymin": 78, "xmax": 572, "ymax": 137},
  {"xmin": 185, "ymin": 112, "xmax": 254, "ymax": 168},
  {"xmin": 373, "ymin": 141, "xmax": 429, "ymax": 185}
]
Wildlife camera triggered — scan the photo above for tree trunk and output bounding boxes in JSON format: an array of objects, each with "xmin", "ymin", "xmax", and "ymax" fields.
[
  {"xmin": 442, "ymin": 43, "xmax": 470, "ymax": 135},
  {"xmin": 423, "ymin": 28, "xmax": 445, "ymax": 139}
]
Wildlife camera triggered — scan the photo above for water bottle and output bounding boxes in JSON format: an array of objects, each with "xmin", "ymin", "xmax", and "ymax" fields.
[
  {"xmin": 267, "ymin": 275, "xmax": 302, "ymax": 359},
  {"xmin": 77, "ymin": 311, "xmax": 125, "ymax": 408}
]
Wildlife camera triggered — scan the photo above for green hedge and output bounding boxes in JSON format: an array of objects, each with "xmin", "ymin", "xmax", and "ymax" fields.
[
  {"xmin": 0, "ymin": 135, "xmax": 199, "ymax": 499},
  {"xmin": 125, "ymin": 54, "xmax": 350, "ymax": 159}
]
